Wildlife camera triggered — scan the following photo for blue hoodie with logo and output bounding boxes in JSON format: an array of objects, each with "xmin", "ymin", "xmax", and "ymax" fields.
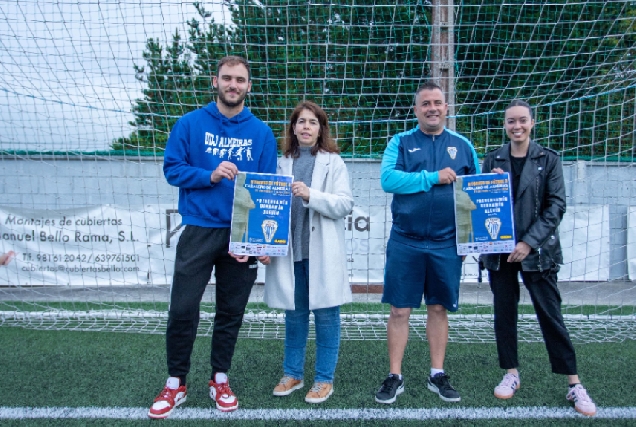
[
  {"xmin": 381, "ymin": 126, "xmax": 480, "ymax": 245},
  {"xmin": 164, "ymin": 102, "xmax": 278, "ymax": 228}
]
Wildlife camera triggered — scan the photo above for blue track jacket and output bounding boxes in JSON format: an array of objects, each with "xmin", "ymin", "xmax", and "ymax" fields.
[
  {"xmin": 381, "ymin": 126, "xmax": 480, "ymax": 244},
  {"xmin": 164, "ymin": 102, "xmax": 278, "ymax": 228}
]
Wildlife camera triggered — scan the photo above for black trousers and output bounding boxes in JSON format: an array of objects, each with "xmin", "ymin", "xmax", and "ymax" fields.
[
  {"xmin": 166, "ymin": 226, "xmax": 257, "ymax": 379},
  {"xmin": 488, "ymin": 256, "xmax": 577, "ymax": 375}
]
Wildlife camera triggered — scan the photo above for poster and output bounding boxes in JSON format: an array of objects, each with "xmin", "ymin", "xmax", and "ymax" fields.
[
  {"xmin": 454, "ymin": 173, "xmax": 515, "ymax": 256},
  {"xmin": 229, "ymin": 172, "xmax": 293, "ymax": 256}
]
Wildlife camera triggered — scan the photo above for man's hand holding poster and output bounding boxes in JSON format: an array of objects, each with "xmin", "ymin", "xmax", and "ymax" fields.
[
  {"xmin": 229, "ymin": 172, "xmax": 293, "ymax": 256},
  {"xmin": 454, "ymin": 173, "xmax": 515, "ymax": 256}
]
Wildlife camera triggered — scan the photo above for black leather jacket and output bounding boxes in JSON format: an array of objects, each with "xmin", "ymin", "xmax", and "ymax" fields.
[{"xmin": 480, "ymin": 141, "xmax": 566, "ymax": 272}]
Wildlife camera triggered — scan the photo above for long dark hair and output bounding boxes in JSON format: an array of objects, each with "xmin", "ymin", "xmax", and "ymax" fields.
[
  {"xmin": 284, "ymin": 101, "xmax": 339, "ymax": 158},
  {"xmin": 504, "ymin": 99, "xmax": 533, "ymax": 119}
]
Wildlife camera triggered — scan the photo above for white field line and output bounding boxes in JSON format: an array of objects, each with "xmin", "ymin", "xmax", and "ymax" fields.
[
  {"xmin": 0, "ymin": 406, "xmax": 635, "ymax": 420},
  {"xmin": 1, "ymin": 311, "xmax": 635, "ymax": 321}
]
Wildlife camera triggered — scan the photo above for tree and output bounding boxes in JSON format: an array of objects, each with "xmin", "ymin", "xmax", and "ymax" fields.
[
  {"xmin": 455, "ymin": 1, "xmax": 635, "ymax": 158},
  {"xmin": 224, "ymin": 0, "xmax": 433, "ymax": 155},
  {"xmin": 115, "ymin": 1, "xmax": 634, "ymax": 160},
  {"xmin": 111, "ymin": 3, "xmax": 228, "ymax": 151},
  {"xmin": 113, "ymin": 1, "xmax": 432, "ymax": 155}
]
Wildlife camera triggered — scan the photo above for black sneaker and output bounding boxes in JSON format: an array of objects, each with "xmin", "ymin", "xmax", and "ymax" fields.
[
  {"xmin": 427, "ymin": 373, "xmax": 460, "ymax": 402},
  {"xmin": 375, "ymin": 374, "xmax": 404, "ymax": 404}
]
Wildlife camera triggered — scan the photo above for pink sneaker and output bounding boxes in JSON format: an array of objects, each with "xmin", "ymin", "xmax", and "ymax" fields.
[
  {"xmin": 494, "ymin": 373, "xmax": 520, "ymax": 399},
  {"xmin": 148, "ymin": 377, "xmax": 187, "ymax": 419},
  {"xmin": 566, "ymin": 384, "xmax": 596, "ymax": 416},
  {"xmin": 209, "ymin": 375, "xmax": 239, "ymax": 412}
]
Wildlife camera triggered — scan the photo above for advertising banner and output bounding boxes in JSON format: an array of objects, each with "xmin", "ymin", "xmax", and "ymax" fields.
[
  {"xmin": 0, "ymin": 205, "xmax": 153, "ymax": 286},
  {"xmin": 558, "ymin": 204, "xmax": 610, "ymax": 281},
  {"xmin": 346, "ymin": 205, "xmax": 392, "ymax": 283},
  {"xmin": 628, "ymin": 207, "xmax": 636, "ymax": 281},
  {"xmin": 0, "ymin": 203, "xmax": 613, "ymax": 285}
]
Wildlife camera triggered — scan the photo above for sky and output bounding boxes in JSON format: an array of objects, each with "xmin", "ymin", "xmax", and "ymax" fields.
[{"xmin": 0, "ymin": 0, "xmax": 232, "ymax": 151}]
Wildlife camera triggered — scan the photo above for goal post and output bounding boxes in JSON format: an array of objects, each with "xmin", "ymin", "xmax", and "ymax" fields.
[{"xmin": 0, "ymin": 0, "xmax": 635, "ymax": 342}]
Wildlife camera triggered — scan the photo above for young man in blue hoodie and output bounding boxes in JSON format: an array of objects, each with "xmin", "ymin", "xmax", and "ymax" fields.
[
  {"xmin": 149, "ymin": 56, "xmax": 278, "ymax": 419},
  {"xmin": 375, "ymin": 81, "xmax": 480, "ymax": 405}
]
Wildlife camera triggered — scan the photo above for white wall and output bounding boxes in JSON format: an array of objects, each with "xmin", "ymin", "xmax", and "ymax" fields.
[{"xmin": 1, "ymin": 156, "xmax": 634, "ymax": 281}]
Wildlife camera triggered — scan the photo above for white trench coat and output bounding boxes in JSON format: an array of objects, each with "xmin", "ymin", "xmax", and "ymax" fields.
[{"xmin": 264, "ymin": 151, "xmax": 354, "ymax": 310}]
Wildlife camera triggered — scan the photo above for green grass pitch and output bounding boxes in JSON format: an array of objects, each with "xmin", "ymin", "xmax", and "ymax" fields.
[{"xmin": 0, "ymin": 326, "xmax": 634, "ymax": 426}]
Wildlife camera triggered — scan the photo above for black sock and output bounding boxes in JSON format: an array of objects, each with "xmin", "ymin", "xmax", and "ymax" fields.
[
  {"xmin": 569, "ymin": 383, "xmax": 580, "ymax": 388},
  {"xmin": 179, "ymin": 376, "xmax": 186, "ymax": 387}
]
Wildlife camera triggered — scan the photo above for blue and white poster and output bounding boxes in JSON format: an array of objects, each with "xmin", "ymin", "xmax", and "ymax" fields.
[
  {"xmin": 454, "ymin": 173, "xmax": 515, "ymax": 256},
  {"xmin": 229, "ymin": 172, "xmax": 293, "ymax": 256}
]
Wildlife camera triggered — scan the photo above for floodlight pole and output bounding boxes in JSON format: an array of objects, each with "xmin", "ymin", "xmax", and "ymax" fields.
[{"xmin": 430, "ymin": 0, "xmax": 456, "ymax": 131}]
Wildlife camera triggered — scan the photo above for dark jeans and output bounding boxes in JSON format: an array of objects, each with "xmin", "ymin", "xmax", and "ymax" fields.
[
  {"xmin": 166, "ymin": 226, "xmax": 257, "ymax": 380},
  {"xmin": 488, "ymin": 256, "xmax": 577, "ymax": 375}
]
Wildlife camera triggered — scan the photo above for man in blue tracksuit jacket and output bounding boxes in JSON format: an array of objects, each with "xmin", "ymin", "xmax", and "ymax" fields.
[
  {"xmin": 375, "ymin": 81, "xmax": 480, "ymax": 405},
  {"xmin": 149, "ymin": 56, "xmax": 277, "ymax": 419}
]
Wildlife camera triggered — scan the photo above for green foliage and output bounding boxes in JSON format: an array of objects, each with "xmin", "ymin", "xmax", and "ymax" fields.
[
  {"xmin": 111, "ymin": 3, "xmax": 229, "ymax": 151},
  {"xmin": 229, "ymin": 0, "xmax": 431, "ymax": 155},
  {"xmin": 455, "ymin": 1, "xmax": 636, "ymax": 159},
  {"xmin": 112, "ymin": 1, "xmax": 432, "ymax": 154},
  {"xmin": 114, "ymin": 1, "xmax": 635, "ymax": 160}
]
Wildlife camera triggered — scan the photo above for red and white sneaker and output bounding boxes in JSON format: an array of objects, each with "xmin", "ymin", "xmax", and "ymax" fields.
[
  {"xmin": 209, "ymin": 373, "xmax": 238, "ymax": 412},
  {"xmin": 148, "ymin": 377, "xmax": 187, "ymax": 419}
]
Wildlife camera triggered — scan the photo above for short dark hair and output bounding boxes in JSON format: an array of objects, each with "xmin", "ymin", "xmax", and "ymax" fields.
[
  {"xmin": 414, "ymin": 81, "xmax": 444, "ymax": 104},
  {"xmin": 216, "ymin": 56, "xmax": 251, "ymax": 81},
  {"xmin": 504, "ymin": 99, "xmax": 533, "ymax": 119},
  {"xmin": 284, "ymin": 101, "xmax": 339, "ymax": 158}
]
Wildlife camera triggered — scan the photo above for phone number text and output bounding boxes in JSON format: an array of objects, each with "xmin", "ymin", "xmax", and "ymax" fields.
[{"xmin": 25, "ymin": 253, "xmax": 141, "ymax": 263}]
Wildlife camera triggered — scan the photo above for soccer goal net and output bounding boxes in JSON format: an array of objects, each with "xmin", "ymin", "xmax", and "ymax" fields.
[{"xmin": 0, "ymin": 1, "xmax": 635, "ymax": 342}]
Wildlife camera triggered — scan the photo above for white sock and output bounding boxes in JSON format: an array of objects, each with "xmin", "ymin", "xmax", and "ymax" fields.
[
  {"xmin": 166, "ymin": 377, "xmax": 180, "ymax": 389},
  {"xmin": 215, "ymin": 372, "xmax": 228, "ymax": 384},
  {"xmin": 389, "ymin": 373, "xmax": 403, "ymax": 380},
  {"xmin": 431, "ymin": 368, "xmax": 444, "ymax": 377}
]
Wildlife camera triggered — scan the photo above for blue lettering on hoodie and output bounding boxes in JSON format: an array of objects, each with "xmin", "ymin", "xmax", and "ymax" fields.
[{"xmin": 163, "ymin": 102, "xmax": 278, "ymax": 228}]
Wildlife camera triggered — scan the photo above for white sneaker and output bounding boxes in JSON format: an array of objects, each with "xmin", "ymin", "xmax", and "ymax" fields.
[
  {"xmin": 566, "ymin": 384, "xmax": 597, "ymax": 416},
  {"xmin": 494, "ymin": 373, "xmax": 520, "ymax": 399}
]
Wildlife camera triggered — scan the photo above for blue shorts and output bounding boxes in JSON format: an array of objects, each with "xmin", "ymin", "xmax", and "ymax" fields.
[{"xmin": 382, "ymin": 232, "xmax": 463, "ymax": 312}]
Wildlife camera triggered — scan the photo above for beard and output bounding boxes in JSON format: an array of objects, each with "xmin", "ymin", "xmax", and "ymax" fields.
[{"xmin": 217, "ymin": 89, "xmax": 247, "ymax": 109}]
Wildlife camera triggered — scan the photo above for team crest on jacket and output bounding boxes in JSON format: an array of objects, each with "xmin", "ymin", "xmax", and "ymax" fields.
[{"xmin": 447, "ymin": 147, "xmax": 457, "ymax": 160}]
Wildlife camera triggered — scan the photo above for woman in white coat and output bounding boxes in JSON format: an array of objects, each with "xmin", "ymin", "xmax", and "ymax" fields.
[{"xmin": 258, "ymin": 101, "xmax": 353, "ymax": 404}]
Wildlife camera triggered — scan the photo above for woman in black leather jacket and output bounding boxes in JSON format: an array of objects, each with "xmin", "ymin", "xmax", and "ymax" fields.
[{"xmin": 480, "ymin": 100, "xmax": 596, "ymax": 417}]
